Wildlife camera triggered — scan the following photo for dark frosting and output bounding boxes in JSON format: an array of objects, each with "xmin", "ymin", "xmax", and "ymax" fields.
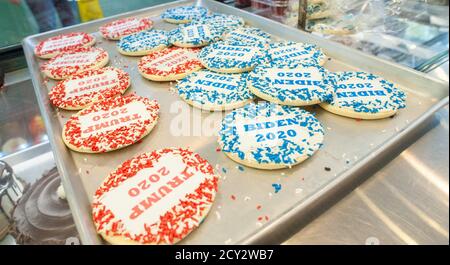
[{"xmin": 11, "ymin": 167, "xmax": 79, "ymax": 245}]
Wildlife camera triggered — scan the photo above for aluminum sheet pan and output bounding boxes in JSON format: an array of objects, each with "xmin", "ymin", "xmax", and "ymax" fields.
[{"xmin": 22, "ymin": 0, "xmax": 449, "ymax": 245}]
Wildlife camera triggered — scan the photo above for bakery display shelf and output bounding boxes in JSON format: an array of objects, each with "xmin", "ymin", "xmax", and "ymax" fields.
[{"xmin": 22, "ymin": 0, "xmax": 449, "ymax": 245}]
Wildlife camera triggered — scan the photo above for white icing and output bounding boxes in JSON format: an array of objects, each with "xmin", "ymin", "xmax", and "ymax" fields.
[
  {"xmin": 235, "ymin": 114, "xmax": 309, "ymax": 151},
  {"xmin": 40, "ymin": 34, "xmax": 85, "ymax": 53},
  {"xmin": 206, "ymin": 45, "xmax": 256, "ymax": 63},
  {"xmin": 265, "ymin": 67, "xmax": 323, "ymax": 90},
  {"xmin": 146, "ymin": 49, "xmax": 198, "ymax": 71},
  {"xmin": 48, "ymin": 51, "xmax": 100, "ymax": 68},
  {"xmin": 106, "ymin": 19, "xmax": 141, "ymax": 36},
  {"xmin": 78, "ymin": 101, "xmax": 151, "ymax": 138},
  {"xmin": 63, "ymin": 70, "xmax": 119, "ymax": 99},
  {"xmin": 335, "ymin": 77, "xmax": 390, "ymax": 105},
  {"xmin": 128, "ymin": 33, "xmax": 165, "ymax": 49},
  {"xmin": 100, "ymin": 153, "xmax": 209, "ymax": 235}
]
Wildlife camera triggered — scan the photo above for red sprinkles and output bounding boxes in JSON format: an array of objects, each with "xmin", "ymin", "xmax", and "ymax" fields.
[
  {"xmin": 138, "ymin": 47, "xmax": 203, "ymax": 78},
  {"xmin": 62, "ymin": 94, "xmax": 159, "ymax": 153},
  {"xmin": 99, "ymin": 17, "xmax": 153, "ymax": 40},
  {"xmin": 41, "ymin": 47, "xmax": 109, "ymax": 79},
  {"xmin": 92, "ymin": 148, "xmax": 219, "ymax": 244},
  {"xmin": 49, "ymin": 67, "xmax": 131, "ymax": 110},
  {"xmin": 34, "ymin": 32, "xmax": 95, "ymax": 58}
]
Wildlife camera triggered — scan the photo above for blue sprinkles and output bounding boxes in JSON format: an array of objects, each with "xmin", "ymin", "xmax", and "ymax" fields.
[
  {"xmin": 323, "ymin": 71, "xmax": 407, "ymax": 114},
  {"xmin": 249, "ymin": 60, "xmax": 333, "ymax": 105},
  {"xmin": 161, "ymin": 6, "xmax": 209, "ymax": 22},
  {"xmin": 224, "ymin": 27, "xmax": 271, "ymax": 46},
  {"xmin": 272, "ymin": 183, "xmax": 282, "ymax": 193},
  {"xmin": 176, "ymin": 70, "xmax": 253, "ymax": 109},
  {"xmin": 269, "ymin": 41, "xmax": 327, "ymax": 66},
  {"xmin": 218, "ymin": 102, "xmax": 325, "ymax": 167},
  {"xmin": 187, "ymin": 13, "xmax": 245, "ymax": 34},
  {"xmin": 198, "ymin": 41, "xmax": 267, "ymax": 72},
  {"xmin": 117, "ymin": 30, "xmax": 169, "ymax": 53}
]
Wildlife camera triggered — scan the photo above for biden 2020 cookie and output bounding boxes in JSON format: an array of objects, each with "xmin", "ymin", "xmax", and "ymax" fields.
[
  {"xmin": 169, "ymin": 24, "xmax": 222, "ymax": 48},
  {"xmin": 177, "ymin": 70, "xmax": 253, "ymax": 111},
  {"xmin": 198, "ymin": 42, "xmax": 266, "ymax": 74},
  {"xmin": 117, "ymin": 30, "xmax": 169, "ymax": 56},
  {"xmin": 162, "ymin": 6, "xmax": 209, "ymax": 24},
  {"xmin": 320, "ymin": 72, "xmax": 407, "ymax": 119},
  {"xmin": 218, "ymin": 102, "xmax": 324, "ymax": 170},
  {"xmin": 249, "ymin": 61, "xmax": 331, "ymax": 106},
  {"xmin": 268, "ymin": 41, "xmax": 327, "ymax": 66},
  {"xmin": 92, "ymin": 148, "xmax": 219, "ymax": 245}
]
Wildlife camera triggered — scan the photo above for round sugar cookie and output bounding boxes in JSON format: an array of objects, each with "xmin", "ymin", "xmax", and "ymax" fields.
[
  {"xmin": 117, "ymin": 30, "xmax": 169, "ymax": 56},
  {"xmin": 62, "ymin": 95, "xmax": 159, "ymax": 153},
  {"xmin": 169, "ymin": 24, "xmax": 222, "ymax": 48},
  {"xmin": 138, "ymin": 47, "xmax": 203, "ymax": 81},
  {"xmin": 162, "ymin": 6, "xmax": 209, "ymax": 24},
  {"xmin": 320, "ymin": 72, "xmax": 407, "ymax": 120},
  {"xmin": 188, "ymin": 13, "xmax": 245, "ymax": 34},
  {"xmin": 49, "ymin": 67, "xmax": 130, "ymax": 110},
  {"xmin": 34, "ymin": 32, "xmax": 96, "ymax": 59},
  {"xmin": 41, "ymin": 47, "xmax": 109, "ymax": 80},
  {"xmin": 92, "ymin": 148, "xmax": 219, "ymax": 245},
  {"xmin": 269, "ymin": 41, "xmax": 327, "ymax": 66},
  {"xmin": 176, "ymin": 70, "xmax": 253, "ymax": 111},
  {"xmin": 249, "ymin": 61, "xmax": 331, "ymax": 106},
  {"xmin": 198, "ymin": 42, "xmax": 266, "ymax": 74},
  {"xmin": 100, "ymin": 17, "xmax": 153, "ymax": 40},
  {"xmin": 223, "ymin": 27, "xmax": 271, "ymax": 45},
  {"xmin": 218, "ymin": 102, "xmax": 324, "ymax": 170}
]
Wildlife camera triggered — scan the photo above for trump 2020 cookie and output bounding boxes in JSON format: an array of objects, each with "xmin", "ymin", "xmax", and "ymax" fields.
[
  {"xmin": 162, "ymin": 6, "xmax": 209, "ymax": 24},
  {"xmin": 49, "ymin": 67, "xmax": 130, "ymax": 110},
  {"xmin": 41, "ymin": 47, "xmax": 109, "ymax": 80},
  {"xmin": 92, "ymin": 148, "xmax": 219, "ymax": 245},
  {"xmin": 138, "ymin": 47, "xmax": 203, "ymax": 81},
  {"xmin": 249, "ymin": 61, "xmax": 331, "ymax": 106},
  {"xmin": 100, "ymin": 17, "xmax": 153, "ymax": 40},
  {"xmin": 62, "ymin": 95, "xmax": 159, "ymax": 153},
  {"xmin": 34, "ymin": 32, "xmax": 96, "ymax": 59},
  {"xmin": 268, "ymin": 41, "xmax": 327, "ymax": 66},
  {"xmin": 117, "ymin": 30, "xmax": 169, "ymax": 56},
  {"xmin": 198, "ymin": 42, "xmax": 266, "ymax": 74},
  {"xmin": 320, "ymin": 72, "xmax": 407, "ymax": 119},
  {"xmin": 218, "ymin": 102, "xmax": 324, "ymax": 170},
  {"xmin": 176, "ymin": 70, "xmax": 253, "ymax": 111}
]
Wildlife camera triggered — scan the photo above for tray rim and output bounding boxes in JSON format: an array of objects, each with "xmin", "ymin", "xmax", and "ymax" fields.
[{"xmin": 22, "ymin": 0, "xmax": 449, "ymax": 245}]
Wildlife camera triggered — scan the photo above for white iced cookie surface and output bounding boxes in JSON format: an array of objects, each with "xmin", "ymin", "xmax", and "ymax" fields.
[
  {"xmin": 162, "ymin": 6, "xmax": 209, "ymax": 24},
  {"xmin": 218, "ymin": 102, "xmax": 325, "ymax": 170},
  {"xmin": 92, "ymin": 148, "xmax": 219, "ymax": 245},
  {"xmin": 320, "ymin": 72, "xmax": 407, "ymax": 120}
]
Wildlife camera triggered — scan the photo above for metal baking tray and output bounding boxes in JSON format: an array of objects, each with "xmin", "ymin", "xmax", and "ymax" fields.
[{"xmin": 22, "ymin": 0, "xmax": 449, "ymax": 245}]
